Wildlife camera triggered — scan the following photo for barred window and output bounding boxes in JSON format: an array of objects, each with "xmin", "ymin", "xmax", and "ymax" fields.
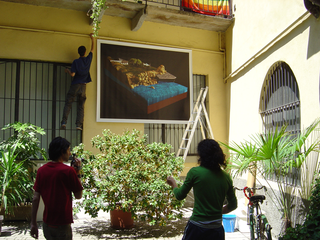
[
  {"xmin": 145, "ymin": 74, "xmax": 207, "ymax": 155},
  {"xmin": 0, "ymin": 59, "xmax": 82, "ymax": 159},
  {"xmin": 260, "ymin": 61, "xmax": 300, "ymax": 185}
]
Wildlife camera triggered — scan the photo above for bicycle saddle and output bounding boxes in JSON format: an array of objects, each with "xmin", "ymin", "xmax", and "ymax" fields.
[{"xmin": 250, "ymin": 194, "xmax": 266, "ymax": 203}]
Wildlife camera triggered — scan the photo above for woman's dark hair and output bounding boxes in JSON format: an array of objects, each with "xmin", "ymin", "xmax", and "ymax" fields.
[
  {"xmin": 78, "ymin": 46, "xmax": 86, "ymax": 57},
  {"xmin": 197, "ymin": 139, "xmax": 227, "ymax": 170},
  {"xmin": 49, "ymin": 137, "xmax": 71, "ymax": 161}
]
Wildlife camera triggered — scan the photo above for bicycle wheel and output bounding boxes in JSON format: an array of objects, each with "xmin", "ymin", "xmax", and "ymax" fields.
[{"xmin": 259, "ymin": 215, "xmax": 272, "ymax": 240}]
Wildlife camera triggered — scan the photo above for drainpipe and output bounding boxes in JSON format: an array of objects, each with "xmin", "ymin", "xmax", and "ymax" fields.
[{"xmin": 219, "ymin": 32, "xmax": 226, "ymax": 79}]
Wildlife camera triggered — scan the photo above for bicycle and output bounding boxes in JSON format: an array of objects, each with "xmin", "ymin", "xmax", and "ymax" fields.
[{"xmin": 234, "ymin": 186, "xmax": 272, "ymax": 240}]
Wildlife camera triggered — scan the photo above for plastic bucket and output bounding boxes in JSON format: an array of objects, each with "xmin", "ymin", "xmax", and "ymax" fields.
[{"xmin": 222, "ymin": 214, "xmax": 236, "ymax": 232}]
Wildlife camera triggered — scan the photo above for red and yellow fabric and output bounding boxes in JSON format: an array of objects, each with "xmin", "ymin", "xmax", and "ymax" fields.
[{"xmin": 181, "ymin": 0, "xmax": 230, "ymax": 16}]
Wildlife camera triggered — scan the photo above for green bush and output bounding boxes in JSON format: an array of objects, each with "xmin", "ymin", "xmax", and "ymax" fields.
[
  {"xmin": 0, "ymin": 122, "xmax": 47, "ymax": 161},
  {"xmin": 279, "ymin": 172, "xmax": 320, "ymax": 240},
  {"xmin": 73, "ymin": 129, "xmax": 185, "ymax": 226}
]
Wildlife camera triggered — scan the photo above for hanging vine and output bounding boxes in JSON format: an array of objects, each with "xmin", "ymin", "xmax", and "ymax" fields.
[{"xmin": 89, "ymin": 0, "xmax": 108, "ymax": 36}]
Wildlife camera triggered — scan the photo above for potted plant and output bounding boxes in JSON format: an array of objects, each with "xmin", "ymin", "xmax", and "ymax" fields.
[
  {"xmin": 72, "ymin": 129, "xmax": 185, "ymax": 227},
  {"xmin": 0, "ymin": 122, "xmax": 47, "ymax": 220}
]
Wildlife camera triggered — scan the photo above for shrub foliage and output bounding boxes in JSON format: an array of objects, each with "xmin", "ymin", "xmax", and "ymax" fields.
[
  {"xmin": 279, "ymin": 171, "xmax": 320, "ymax": 240},
  {"xmin": 73, "ymin": 129, "xmax": 185, "ymax": 226}
]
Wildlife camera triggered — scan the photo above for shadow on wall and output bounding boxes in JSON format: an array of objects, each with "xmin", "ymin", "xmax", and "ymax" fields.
[
  {"xmin": 307, "ymin": 16, "xmax": 320, "ymax": 59},
  {"xmin": 305, "ymin": 15, "xmax": 320, "ymax": 109}
]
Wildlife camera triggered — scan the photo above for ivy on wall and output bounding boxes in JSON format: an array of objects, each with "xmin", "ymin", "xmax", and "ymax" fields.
[{"xmin": 90, "ymin": 0, "xmax": 108, "ymax": 36}]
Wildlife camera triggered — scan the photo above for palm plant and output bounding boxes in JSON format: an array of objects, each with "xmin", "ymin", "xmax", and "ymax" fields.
[
  {"xmin": 0, "ymin": 122, "xmax": 48, "ymax": 216},
  {"xmin": 0, "ymin": 145, "xmax": 31, "ymax": 215},
  {"xmin": 297, "ymin": 129, "xmax": 320, "ymax": 218},
  {"xmin": 220, "ymin": 118, "xmax": 320, "ymax": 233}
]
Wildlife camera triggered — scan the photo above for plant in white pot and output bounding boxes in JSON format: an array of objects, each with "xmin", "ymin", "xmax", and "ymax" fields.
[{"xmin": 73, "ymin": 129, "xmax": 185, "ymax": 227}]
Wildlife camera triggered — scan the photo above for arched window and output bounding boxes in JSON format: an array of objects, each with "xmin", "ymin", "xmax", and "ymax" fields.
[
  {"xmin": 260, "ymin": 61, "xmax": 301, "ymax": 185},
  {"xmin": 260, "ymin": 61, "xmax": 300, "ymax": 135}
]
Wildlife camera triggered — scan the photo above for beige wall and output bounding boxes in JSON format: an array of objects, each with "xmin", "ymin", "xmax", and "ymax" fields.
[
  {"xmin": 225, "ymin": 0, "xmax": 320, "ymax": 143},
  {"xmin": 229, "ymin": 0, "xmax": 306, "ymax": 72},
  {"xmin": 0, "ymin": 1, "xmax": 228, "ymax": 171}
]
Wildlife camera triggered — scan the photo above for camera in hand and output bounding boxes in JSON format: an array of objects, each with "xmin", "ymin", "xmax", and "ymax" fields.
[
  {"xmin": 71, "ymin": 154, "xmax": 84, "ymax": 166},
  {"xmin": 71, "ymin": 154, "xmax": 84, "ymax": 178}
]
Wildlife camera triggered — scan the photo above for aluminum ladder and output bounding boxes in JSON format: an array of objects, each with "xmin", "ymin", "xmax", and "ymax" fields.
[{"xmin": 176, "ymin": 86, "xmax": 214, "ymax": 161}]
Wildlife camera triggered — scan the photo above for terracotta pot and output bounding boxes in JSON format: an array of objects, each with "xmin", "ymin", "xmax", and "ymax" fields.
[{"xmin": 110, "ymin": 209, "xmax": 134, "ymax": 229}]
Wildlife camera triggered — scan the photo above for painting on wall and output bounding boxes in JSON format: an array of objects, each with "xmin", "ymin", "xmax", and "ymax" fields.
[{"xmin": 96, "ymin": 39, "xmax": 192, "ymax": 123}]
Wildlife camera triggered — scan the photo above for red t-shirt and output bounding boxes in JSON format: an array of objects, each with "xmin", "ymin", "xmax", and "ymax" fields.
[{"xmin": 33, "ymin": 162, "xmax": 83, "ymax": 225}]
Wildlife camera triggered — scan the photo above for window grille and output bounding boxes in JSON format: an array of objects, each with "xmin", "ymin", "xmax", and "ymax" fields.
[
  {"xmin": 0, "ymin": 59, "xmax": 82, "ymax": 159},
  {"xmin": 145, "ymin": 74, "xmax": 207, "ymax": 155},
  {"xmin": 260, "ymin": 61, "xmax": 300, "ymax": 185}
]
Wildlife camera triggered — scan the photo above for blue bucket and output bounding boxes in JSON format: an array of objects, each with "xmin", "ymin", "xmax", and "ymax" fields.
[{"xmin": 222, "ymin": 214, "xmax": 236, "ymax": 232}]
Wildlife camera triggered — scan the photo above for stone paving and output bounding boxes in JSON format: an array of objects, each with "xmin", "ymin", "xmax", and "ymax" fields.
[{"xmin": 0, "ymin": 208, "xmax": 250, "ymax": 240}]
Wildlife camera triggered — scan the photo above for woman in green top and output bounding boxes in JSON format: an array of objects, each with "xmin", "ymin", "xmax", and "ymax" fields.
[{"xmin": 167, "ymin": 139, "xmax": 237, "ymax": 240}]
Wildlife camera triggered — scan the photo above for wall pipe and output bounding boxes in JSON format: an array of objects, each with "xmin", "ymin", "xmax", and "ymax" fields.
[
  {"xmin": 219, "ymin": 32, "xmax": 226, "ymax": 78},
  {"xmin": 0, "ymin": 25, "xmax": 224, "ymax": 55}
]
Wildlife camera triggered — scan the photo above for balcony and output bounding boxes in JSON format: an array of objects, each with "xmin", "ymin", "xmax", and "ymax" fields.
[{"xmin": 2, "ymin": 0, "xmax": 234, "ymax": 32}]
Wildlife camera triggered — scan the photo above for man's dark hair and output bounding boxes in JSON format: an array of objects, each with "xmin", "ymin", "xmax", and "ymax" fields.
[
  {"xmin": 49, "ymin": 137, "xmax": 71, "ymax": 161},
  {"xmin": 197, "ymin": 139, "xmax": 227, "ymax": 171},
  {"xmin": 78, "ymin": 46, "xmax": 86, "ymax": 57}
]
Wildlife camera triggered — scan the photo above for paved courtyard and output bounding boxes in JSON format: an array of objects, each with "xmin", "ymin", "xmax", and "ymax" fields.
[{"xmin": 0, "ymin": 208, "xmax": 250, "ymax": 240}]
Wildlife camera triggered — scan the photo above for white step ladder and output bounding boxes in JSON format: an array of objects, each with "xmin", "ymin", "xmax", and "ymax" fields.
[{"xmin": 176, "ymin": 87, "xmax": 214, "ymax": 161}]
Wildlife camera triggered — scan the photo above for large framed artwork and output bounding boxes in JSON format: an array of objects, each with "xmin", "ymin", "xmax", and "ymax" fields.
[{"xmin": 97, "ymin": 40, "xmax": 192, "ymax": 123}]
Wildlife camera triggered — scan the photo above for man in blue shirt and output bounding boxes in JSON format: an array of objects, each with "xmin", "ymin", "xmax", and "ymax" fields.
[{"xmin": 61, "ymin": 33, "xmax": 94, "ymax": 131}]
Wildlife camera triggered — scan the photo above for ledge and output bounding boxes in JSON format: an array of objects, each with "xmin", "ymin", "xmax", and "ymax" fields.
[{"xmin": 2, "ymin": 0, "xmax": 234, "ymax": 32}]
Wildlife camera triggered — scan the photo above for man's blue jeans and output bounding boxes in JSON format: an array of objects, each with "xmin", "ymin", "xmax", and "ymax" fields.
[
  {"xmin": 182, "ymin": 221, "xmax": 225, "ymax": 240},
  {"xmin": 62, "ymin": 83, "xmax": 86, "ymax": 127}
]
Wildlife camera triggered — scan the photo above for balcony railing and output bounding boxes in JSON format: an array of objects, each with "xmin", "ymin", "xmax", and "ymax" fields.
[{"xmin": 135, "ymin": 0, "xmax": 233, "ymax": 18}]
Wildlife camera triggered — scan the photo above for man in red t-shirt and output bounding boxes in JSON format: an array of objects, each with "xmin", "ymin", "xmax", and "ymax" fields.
[{"xmin": 30, "ymin": 137, "xmax": 83, "ymax": 240}]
